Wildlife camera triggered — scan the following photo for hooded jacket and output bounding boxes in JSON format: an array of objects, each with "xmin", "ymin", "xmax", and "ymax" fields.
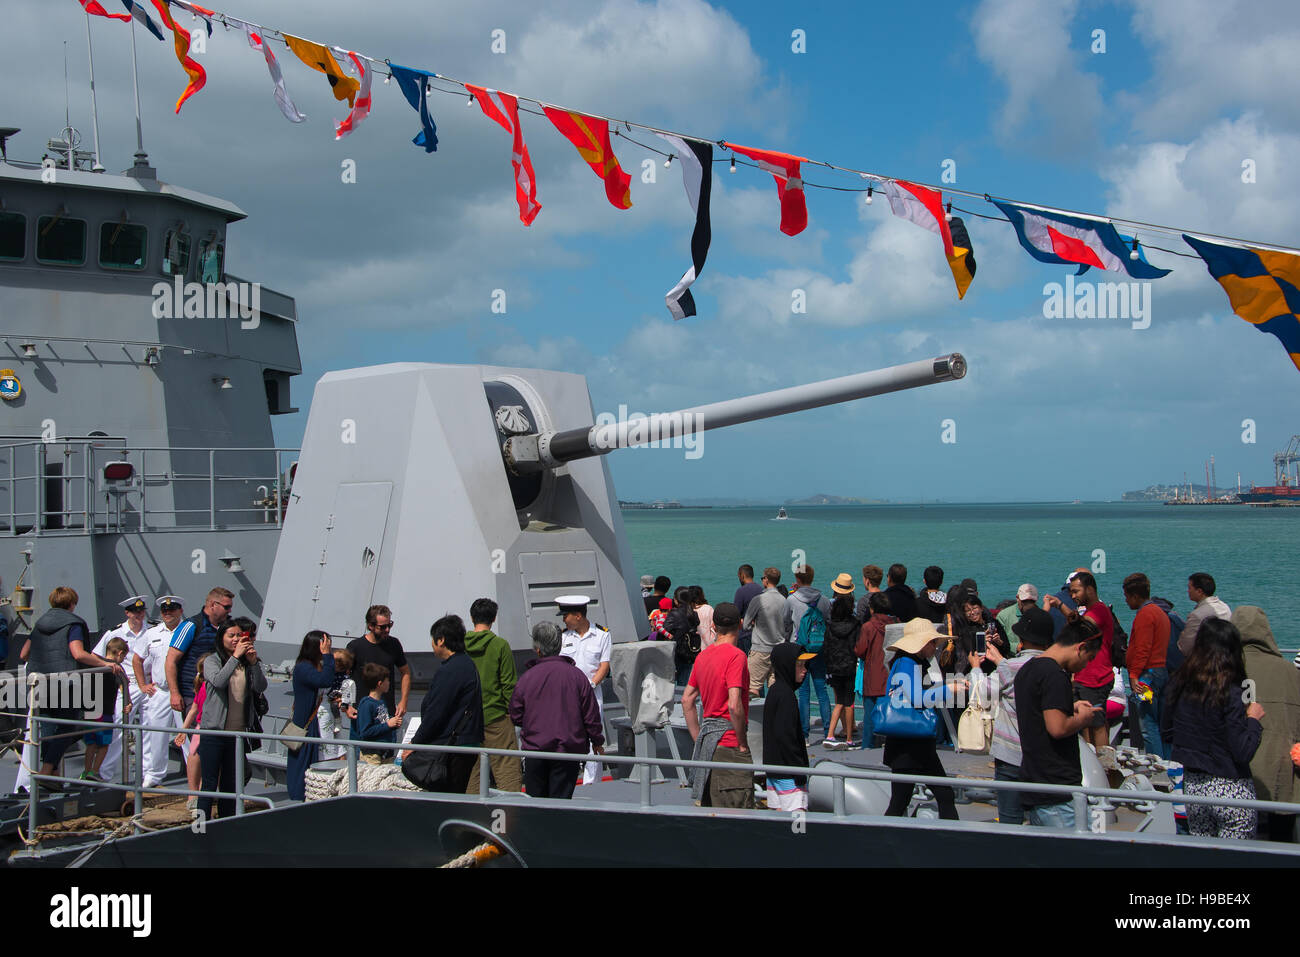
[
  {"xmin": 784, "ymin": 587, "xmax": 831, "ymax": 642},
  {"xmin": 464, "ymin": 628, "xmax": 518, "ymax": 725},
  {"xmin": 28, "ymin": 608, "xmax": 89, "ymax": 676},
  {"xmin": 762, "ymin": 643, "xmax": 809, "ymax": 786},
  {"xmin": 1235, "ymin": 606, "xmax": 1300, "ymax": 804}
]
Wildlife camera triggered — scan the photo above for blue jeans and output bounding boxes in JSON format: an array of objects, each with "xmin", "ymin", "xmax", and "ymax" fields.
[
  {"xmin": 1129, "ymin": 667, "xmax": 1169, "ymax": 759},
  {"xmin": 994, "ymin": 758, "xmax": 1024, "ymax": 826},
  {"xmin": 1026, "ymin": 801, "xmax": 1076, "ymax": 829},
  {"xmin": 859, "ymin": 696, "xmax": 878, "ymax": 748},
  {"xmin": 798, "ymin": 656, "xmax": 831, "ymax": 737}
]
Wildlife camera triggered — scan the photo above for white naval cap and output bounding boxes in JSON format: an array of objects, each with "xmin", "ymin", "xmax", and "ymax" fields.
[
  {"xmin": 156, "ymin": 595, "xmax": 184, "ymax": 609},
  {"xmin": 119, "ymin": 596, "xmax": 148, "ymax": 612},
  {"xmin": 555, "ymin": 594, "xmax": 592, "ymax": 615}
]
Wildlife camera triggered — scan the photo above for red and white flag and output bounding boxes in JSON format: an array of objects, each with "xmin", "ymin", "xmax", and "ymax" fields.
[
  {"xmin": 466, "ymin": 83, "xmax": 541, "ymax": 226},
  {"xmin": 76, "ymin": 1, "xmax": 131, "ymax": 21},
  {"xmin": 239, "ymin": 21, "xmax": 305, "ymax": 123},
  {"xmin": 335, "ymin": 52, "xmax": 372, "ymax": 139},
  {"xmin": 725, "ymin": 143, "xmax": 808, "ymax": 236},
  {"xmin": 881, "ymin": 179, "xmax": 954, "ymax": 256}
]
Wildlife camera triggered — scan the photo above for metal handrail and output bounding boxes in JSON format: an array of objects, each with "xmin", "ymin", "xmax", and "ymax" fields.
[{"xmin": 15, "ymin": 704, "xmax": 1300, "ymax": 843}]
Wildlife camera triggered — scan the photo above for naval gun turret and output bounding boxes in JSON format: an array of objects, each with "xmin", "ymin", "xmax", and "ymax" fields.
[{"xmin": 257, "ymin": 355, "xmax": 965, "ymax": 666}]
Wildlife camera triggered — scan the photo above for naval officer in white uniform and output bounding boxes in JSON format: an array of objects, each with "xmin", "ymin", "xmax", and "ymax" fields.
[
  {"xmin": 557, "ymin": 595, "xmax": 611, "ymax": 786},
  {"xmin": 93, "ymin": 596, "xmax": 150, "ymax": 783},
  {"xmin": 131, "ymin": 596, "xmax": 185, "ymax": 787}
]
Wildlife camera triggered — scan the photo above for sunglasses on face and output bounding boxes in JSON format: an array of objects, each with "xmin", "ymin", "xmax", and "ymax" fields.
[
  {"xmin": 375, "ymin": 623, "xmax": 393, "ymax": 630},
  {"xmin": 214, "ymin": 602, "xmax": 233, "ymax": 611},
  {"xmin": 160, "ymin": 604, "xmax": 181, "ymax": 612}
]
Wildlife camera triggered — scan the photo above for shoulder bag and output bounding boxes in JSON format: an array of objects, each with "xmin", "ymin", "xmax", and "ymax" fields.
[
  {"xmin": 283, "ymin": 691, "xmax": 322, "ymax": 753},
  {"xmin": 402, "ymin": 704, "xmax": 475, "ymax": 791},
  {"xmin": 956, "ymin": 669, "xmax": 994, "ymax": 753},
  {"xmin": 870, "ymin": 657, "xmax": 938, "ymax": 739}
]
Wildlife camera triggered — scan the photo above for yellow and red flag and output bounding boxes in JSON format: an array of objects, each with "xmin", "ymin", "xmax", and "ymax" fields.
[
  {"xmin": 543, "ymin": 107, "xmax": 632, "ymax": 210},
  {"xmin": 149, "ymin": 0, "xmax": 205, "ymax": 113},
  {"xmin": 282, "ymin": 34, "xmax": 359, "ymax": 106}
]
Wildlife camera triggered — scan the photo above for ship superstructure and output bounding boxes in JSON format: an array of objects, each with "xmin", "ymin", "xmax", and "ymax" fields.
[{"xmin": 0, "ymin": 129, "xmax": 300, "ymax": 645}]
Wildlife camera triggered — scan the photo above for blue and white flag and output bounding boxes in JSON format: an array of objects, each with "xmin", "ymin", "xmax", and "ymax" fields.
[
  {"xmin": 993, "ymin": 200, "xmax": 1170, "ymax": 279},
  {"xmin": 118, "ymin": 0, "xmax": 165, "ymax": 41}
]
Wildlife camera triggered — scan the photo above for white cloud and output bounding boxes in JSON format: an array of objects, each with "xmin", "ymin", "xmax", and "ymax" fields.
[
  {"xmin": 1125, "ymin": 0, "xmax": 1300, "ymax": 137},
  {"xmin": 970, "ymin": 0, "xmax": 1105, "ymax": 158}
]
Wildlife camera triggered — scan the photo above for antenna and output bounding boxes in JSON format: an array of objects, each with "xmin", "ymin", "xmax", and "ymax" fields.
[
  {"xmin": 63, "ymin": 42, "xmax": 73, "ymax": 170},
  {"xmin": 128, "ymin": 10, "xmax": 149, "ymax": 170},
  {"xmin": 84, "ymin": 10, "xmax": 105, "ymax": 172}
]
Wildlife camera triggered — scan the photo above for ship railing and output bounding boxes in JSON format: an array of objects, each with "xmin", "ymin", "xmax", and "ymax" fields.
[
  {"xmin": 14, "ymin": 697, "xmax": 1300, "ymax": 843},
  {"xmin": 0, "ymin": 437, "xmax": 299, "ymax": 534}
]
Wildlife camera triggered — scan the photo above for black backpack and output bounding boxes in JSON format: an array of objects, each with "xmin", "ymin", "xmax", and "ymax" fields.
[
  {"xmin": 664, "ymin": 607, "xmax": 701, "ymax": 659},
  {"xmin": 1107, "ymin": 604, "xmax": 1128, "ymax": 669}
]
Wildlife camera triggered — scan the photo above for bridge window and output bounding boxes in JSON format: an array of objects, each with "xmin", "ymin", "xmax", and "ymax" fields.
[
  {"xmin": 198, "ymin": 239, "xmax": 224, "ymax": 284},
  {"xmin": 35, "ymin": 215, "xmax": 86, "ymax": 266},
  {"xmin": 162, "ymin": 229, "xmax": 191, "ymax": 277},
  {"xmin": 0, "ymin": 212, "xmax": 24, "ymax": 261},
  {"xmin": 99, "ymin": 221, "xmax": 148, "ymax": 270}
]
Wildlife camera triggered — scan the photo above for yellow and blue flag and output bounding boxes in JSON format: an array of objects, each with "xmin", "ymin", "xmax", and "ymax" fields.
[{"xmin": 1184, "ymin": 234, "xmax": 1300, "ymax": 372}]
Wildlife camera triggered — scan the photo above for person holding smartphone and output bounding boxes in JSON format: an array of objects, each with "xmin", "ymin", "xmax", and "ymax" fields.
[
  {"xmin": 289, "ymin": 630, "xmax": 336, "ymax": 801},
  {"xmin": 1013, "ymin": 618, "xmax": 1104, "ymax": 828},
  {"xmin": 198, "ymin": 621, "xmax": 268, "ymax": 820}
]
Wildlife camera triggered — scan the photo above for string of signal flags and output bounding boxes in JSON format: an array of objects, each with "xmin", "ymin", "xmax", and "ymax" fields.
[{"xmin": 76, "ymin": 0, "xmax": 1300, "ymax": 372}]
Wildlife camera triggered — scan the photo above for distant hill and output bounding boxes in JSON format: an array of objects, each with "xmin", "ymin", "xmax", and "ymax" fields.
[
  {"xmin": 1122, "ymin": 483, "xmax": 1213, "ymax": 502},
  {"xmin": 786, "ymin": 493, "xmax": 888, "ymax": 506}
]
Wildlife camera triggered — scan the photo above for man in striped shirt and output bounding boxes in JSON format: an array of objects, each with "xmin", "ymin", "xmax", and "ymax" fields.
[{"xmin": 164, "ymin": 587, "xmax": 233, "ymax": 715}]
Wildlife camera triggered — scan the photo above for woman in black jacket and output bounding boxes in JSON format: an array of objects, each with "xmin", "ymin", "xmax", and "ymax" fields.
[
  {"xmin": 762, "ymin": 642, "xmax": 812, "ymax": 809},
  {"xmin": 664, "ymin": 586, "xmax": 701, "ymax": 685},
  {"xmin": 822, "ymin": 591, "xmax": 860, "ymax": 749},
  {"xmin": 403, "ymin": 615, "xmax": 484, "ymax": 793},
  {"xmin": 1161, "ymin": 618, "xmax": 1265, "ymax": 839}
]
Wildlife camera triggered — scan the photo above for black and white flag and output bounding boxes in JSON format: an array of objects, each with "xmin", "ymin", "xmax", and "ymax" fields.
[{"xmin": 657, "ymin": 135, "xmax": 713, "ymax": 319}]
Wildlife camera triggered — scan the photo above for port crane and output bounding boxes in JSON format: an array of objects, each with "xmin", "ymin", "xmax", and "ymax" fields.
[{"xmin": 1274, "ymin": 435, "xmax": 1300, "ymax": 486}]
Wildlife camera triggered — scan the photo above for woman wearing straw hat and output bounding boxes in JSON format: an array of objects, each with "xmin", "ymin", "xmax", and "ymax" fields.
[
  {"xmin": 880, "ymin": 618, "xmax": 963, "ymax": 820},
  {"xmin": 823, "ymin": 573, "xmax": 861, "ymax": 749}
]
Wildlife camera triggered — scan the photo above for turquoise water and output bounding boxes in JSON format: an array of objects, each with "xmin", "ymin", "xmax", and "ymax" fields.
[{"xmin": 622, "ymin": 503, "xmax": 1300, "ymax": 650}]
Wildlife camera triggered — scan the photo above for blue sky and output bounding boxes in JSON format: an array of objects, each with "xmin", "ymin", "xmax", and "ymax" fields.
[{"xmin": 14, "ymin": 0, "xmax": 1300, "ymax": 501}]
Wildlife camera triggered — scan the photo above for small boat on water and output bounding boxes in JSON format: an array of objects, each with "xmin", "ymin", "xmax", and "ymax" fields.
[{"xmin": 776, "ymin": 506, "xmax": 788, "ymax": 520}]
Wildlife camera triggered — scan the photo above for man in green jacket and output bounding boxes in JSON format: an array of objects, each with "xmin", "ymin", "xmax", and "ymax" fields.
[{"xmin": 465, "ymin": 598, "xmax": 522, "ymax": 793}]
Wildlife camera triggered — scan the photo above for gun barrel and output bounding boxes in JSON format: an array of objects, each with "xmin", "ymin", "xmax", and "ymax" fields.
[{"xmin": 508, "ymin": 353, "xmax": 964, "ymax": 472}]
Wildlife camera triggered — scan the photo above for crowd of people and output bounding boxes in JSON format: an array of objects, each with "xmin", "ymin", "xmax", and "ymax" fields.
[
  {"xmin": 16, "ymin": 585, "xmax": 612, "ymax": 814},
  {"xmin": 647, "ymin": 562, "xmax": 1300, "ymax": 841},
  {"xmin": 15, "ymin": 563, "xmax": 1300, "ymax": 843}
]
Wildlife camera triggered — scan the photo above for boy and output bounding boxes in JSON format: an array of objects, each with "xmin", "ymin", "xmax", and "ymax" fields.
[
  {"xmin": 1014, "ymin": 618, "xmax": 1104, "ymax": 828},
  {"xmin": 351, "ymin": 662, "xmax": 400, "ymax": 764},
  {"xmin": 82, "ymin": 637, "xmax": 130, "ymax": 781}
]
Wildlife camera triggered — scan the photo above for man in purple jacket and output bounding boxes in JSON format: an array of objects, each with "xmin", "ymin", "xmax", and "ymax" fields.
[{"xmin": 508, "ymin": 620, "xmax": 605, "ymax": 799}]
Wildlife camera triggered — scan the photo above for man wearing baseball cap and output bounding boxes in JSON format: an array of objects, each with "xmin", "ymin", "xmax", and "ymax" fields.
[
  {"xmin": 683, "ymin": 602, "xmax": 753, "ymax": 808},
  {"xmin": 557, "ymin": 596, "xmax": 611, "ymax": 785},
  {"xmin": 997, "ymin": 584, "xmax": 1040, "ymax": 654}
]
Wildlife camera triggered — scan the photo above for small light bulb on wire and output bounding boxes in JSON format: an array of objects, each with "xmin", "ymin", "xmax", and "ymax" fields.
[
  {"xmin": 1130, "ymin": 237, "xmax": 1141, "ymax": 261},
  {"xmin": 944, "ymin": 202, "xmax": 953, "ymax": 222},
  {"xmin": 466, "ymin": 93, "xmax": 475, "ymax": 107},
  {"xmin": 729, "ymin": 155, "xmax": 736, "ymax": 173},
  {"xmin": 865, "ymin": 186, "xmax": 873, "ymax": 205},
  {"xmin": 664, "ymin": 154, "xmax": 674, "ymax": 169}
]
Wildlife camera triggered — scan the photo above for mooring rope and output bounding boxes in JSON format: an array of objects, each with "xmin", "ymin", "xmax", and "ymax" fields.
[{"xmin": 439, "ymin": 841, "xmax": 505, "ymax": 869}]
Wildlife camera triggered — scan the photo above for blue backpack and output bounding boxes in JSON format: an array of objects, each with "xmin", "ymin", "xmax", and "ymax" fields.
[
  {"xmin": 797, "ymin": 602, "xmax": 827, "ymax": 653},
  {"xmin": 1151, "ymin": 597, "xmax": 1186, "ymax": 672}
]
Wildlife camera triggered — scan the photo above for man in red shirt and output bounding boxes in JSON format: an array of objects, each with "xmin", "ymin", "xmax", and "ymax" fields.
[
  {"xmin": 1122, "ymin": 572, "xmax": 1171, "ymax": 758},
  {"xmin": 683, "ymin": 602, "xmax": 753, "ymax": 808},
  {"xmin": 1046, "ymin": 571, "xmax": 1114, "ymax": 755}
]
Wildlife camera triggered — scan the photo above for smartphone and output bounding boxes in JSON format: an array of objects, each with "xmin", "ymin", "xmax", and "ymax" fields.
[{"xmin": 974, "ymin": 630, "xmax": 987, "ymax": 653}]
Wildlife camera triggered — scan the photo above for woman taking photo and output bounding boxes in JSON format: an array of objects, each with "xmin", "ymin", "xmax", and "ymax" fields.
[
  {"xmin": 198, "ymin": 620, "xmax": 267, "ymax": 821},
  {"xmin": 878, "ymin": 619, "xmax": 964, "ymax": 820},
  {"xmin": 288, "ymin": 630, "xmax": 336, "ymax": 801},
  {"xmin": 1161, "ymin": 617, "xmax": 1265, "ymax": 839}
]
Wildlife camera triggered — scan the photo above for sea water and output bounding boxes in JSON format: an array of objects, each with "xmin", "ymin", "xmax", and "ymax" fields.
[{"xmin": 623, "ymin": 503, "xmax": 1299, "ymax": 650}]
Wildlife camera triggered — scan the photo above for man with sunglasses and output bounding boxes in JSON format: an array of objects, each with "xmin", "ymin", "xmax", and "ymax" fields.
[
  {"xmin": 347, "ymin": 604, "xmax": 411, "ymax": 720},
  {"xmin": 165, "ymin": 587, "xmax": 234, "ymax": 717}
]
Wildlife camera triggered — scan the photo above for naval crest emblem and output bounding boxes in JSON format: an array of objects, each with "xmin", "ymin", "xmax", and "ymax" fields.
[
  {"xmin": 494, "ymin": 405, "xmax": 531, "ymax": 435},
  {"xmin": 0, "ymin": 370, "xmax": 20, "ymax": 401}
]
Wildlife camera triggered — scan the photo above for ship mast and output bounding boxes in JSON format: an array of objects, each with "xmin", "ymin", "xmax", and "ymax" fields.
[{"xmin": 84, "ymin": 11, "xmax": 105, "ymax": 172}]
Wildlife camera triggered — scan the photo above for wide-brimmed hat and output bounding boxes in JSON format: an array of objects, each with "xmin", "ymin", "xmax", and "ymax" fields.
[
  {"xmin": 888, "ymin": 618, "xmax": 947, "ymax": 656},
  {"xmin": 831, "ymin": 573, "xmax": 855, "ymax": 595}
]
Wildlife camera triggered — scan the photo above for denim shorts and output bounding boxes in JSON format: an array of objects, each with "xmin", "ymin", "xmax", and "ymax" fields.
[{"xmin": 1026, "ymin": 800, "xmax": 1076, "ymax": 829}]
